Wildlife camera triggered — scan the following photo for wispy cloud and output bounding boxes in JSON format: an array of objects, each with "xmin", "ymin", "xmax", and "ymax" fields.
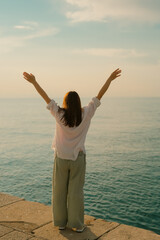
[
  {"xmin": 14, "ymin": 25, "xmax": 34, "ymax": 30},
  {"xmin": 0, "ymin": 22, "xmax": 59, "ymax": 53},
  {"xmin": 65, "ymin": 0, "xmax": 160, "ymax": 23},
  {"xmin": 22, "ymin": 27, "xmax": 59, "ymax": 40},
  {"xmin": 14, "ymin": 21, "xmax": 39, "ymax": 30},
  {"xmin": 72, "ymin": 48, "xmax": 147, "ymax": 58}
]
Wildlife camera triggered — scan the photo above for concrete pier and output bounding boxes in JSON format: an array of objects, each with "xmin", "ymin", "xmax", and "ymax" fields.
[{"xmin": 0, "ymin": 192, "xmax": 160, "ymax": 240}]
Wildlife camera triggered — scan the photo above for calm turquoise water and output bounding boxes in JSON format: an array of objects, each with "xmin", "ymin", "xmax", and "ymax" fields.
[{"xmin": 0, "ymin": 98, "xmax": 160, "ymax": 234}]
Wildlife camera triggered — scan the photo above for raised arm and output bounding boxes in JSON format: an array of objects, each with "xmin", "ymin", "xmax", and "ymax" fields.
[
  {"xmin": 96, "ymin": 68, "xmax": 121, "ymax": 100},
  {"xmin": 23, "ymin": 72, "xmax": 51, "ymax": 104}
]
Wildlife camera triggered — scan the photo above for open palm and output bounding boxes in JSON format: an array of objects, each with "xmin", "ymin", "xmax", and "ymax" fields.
[
  {"xmin": 23, "ymin": 72, "xmax": 36, "ymax": 84},
  {"xmin": 110, "ymin": 68, "xmax": 121, "ymax": 81}
]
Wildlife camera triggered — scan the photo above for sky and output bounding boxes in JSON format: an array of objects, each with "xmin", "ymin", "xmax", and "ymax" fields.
[{"xmin": 0, "ymin": 0, "xmax": 160, "ymax": 98}]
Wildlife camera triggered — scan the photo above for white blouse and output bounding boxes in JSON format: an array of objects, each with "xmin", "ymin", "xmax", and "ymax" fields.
[{"xmin": 46, "ymin": 97, "xmax": 101, "ymax": 160}]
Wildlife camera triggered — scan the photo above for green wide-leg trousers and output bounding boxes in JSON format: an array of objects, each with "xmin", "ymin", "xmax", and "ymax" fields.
[{"xmin": 52, "ymin": 151, "xmax": 86, "ymax": 229}]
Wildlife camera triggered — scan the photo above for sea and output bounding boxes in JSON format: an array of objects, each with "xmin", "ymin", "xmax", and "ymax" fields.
[{"xmin": 0, "ymin": 97, "xmax": 160, "ymax": 235}]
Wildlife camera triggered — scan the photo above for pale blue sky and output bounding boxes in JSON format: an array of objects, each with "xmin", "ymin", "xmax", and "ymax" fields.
[{"xmin": 1, "ymin": 0, "xmax": 160, "ymax": 98}]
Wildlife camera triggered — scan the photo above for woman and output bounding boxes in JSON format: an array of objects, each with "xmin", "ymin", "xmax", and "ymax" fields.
[{"xmin": 23, "ymin": 68, "xmax": 121, "ymax": 233}]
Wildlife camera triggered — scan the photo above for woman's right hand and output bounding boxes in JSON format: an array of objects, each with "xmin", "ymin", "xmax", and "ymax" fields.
[{"xmin": 23, "ymin": 72, "xmax": 36, "ymax": 84}]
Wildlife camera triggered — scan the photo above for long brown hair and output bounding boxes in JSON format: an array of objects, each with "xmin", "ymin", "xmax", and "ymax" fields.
[{"xmin": 59, "ymin": 91, "xmax": 82, "ymax": 127}]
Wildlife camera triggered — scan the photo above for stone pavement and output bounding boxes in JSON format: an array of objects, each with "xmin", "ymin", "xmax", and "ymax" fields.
[{"xmin": 0, "ymin": 192, "xmax": 160, "ymax": 240}]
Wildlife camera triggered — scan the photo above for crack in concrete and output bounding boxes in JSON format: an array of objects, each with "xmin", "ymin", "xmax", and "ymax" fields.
[
  {"xmin": 31, "ymin": 221, "xmax": 53, "ymax": 233},
  {"xmin": 95, "ymin": 223, "xmax": 121, "ymax": 240},
  {"xmin": 0, "ymin": 198, "xmax": 25, "ymax": 208},
  {"xmin": 0, "ymin": 226, "xmax": 48, "ymax": 240},
  {"xmin": 0, "ymin": 227, "xmax": 34, "ymax": 239},
  {"xmin": 0, "ymin": 221, "xmax": 35, "ymax": 224},
  {"xmin": 0, "ymin": 220, "xmax": 53, "ymax": 238},
  {"xmin": 0, "ymin": 224, "xmax": 14, "ymax": 238},
  {"xmin": 0, "ymin": 221, "xmax": 35, "ymax": 239}
]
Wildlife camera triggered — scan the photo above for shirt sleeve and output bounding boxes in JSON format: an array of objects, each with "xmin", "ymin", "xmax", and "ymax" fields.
[
  {"xmin": 46, "ymin": 99, "xmax": 59, "ymax": 117},
  {"xmin": 85, "ymin": 97, "xmax": 101, "ymax": 119}
]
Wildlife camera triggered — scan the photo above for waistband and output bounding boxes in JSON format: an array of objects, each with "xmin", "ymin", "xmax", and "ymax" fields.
[
  {"xmin": 78, "ymin": 151, "xmax": 85, "ymax": 156},
  {"xmin": 54, "ymin": 150, "xmax": 85, "ymax": 160}
]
